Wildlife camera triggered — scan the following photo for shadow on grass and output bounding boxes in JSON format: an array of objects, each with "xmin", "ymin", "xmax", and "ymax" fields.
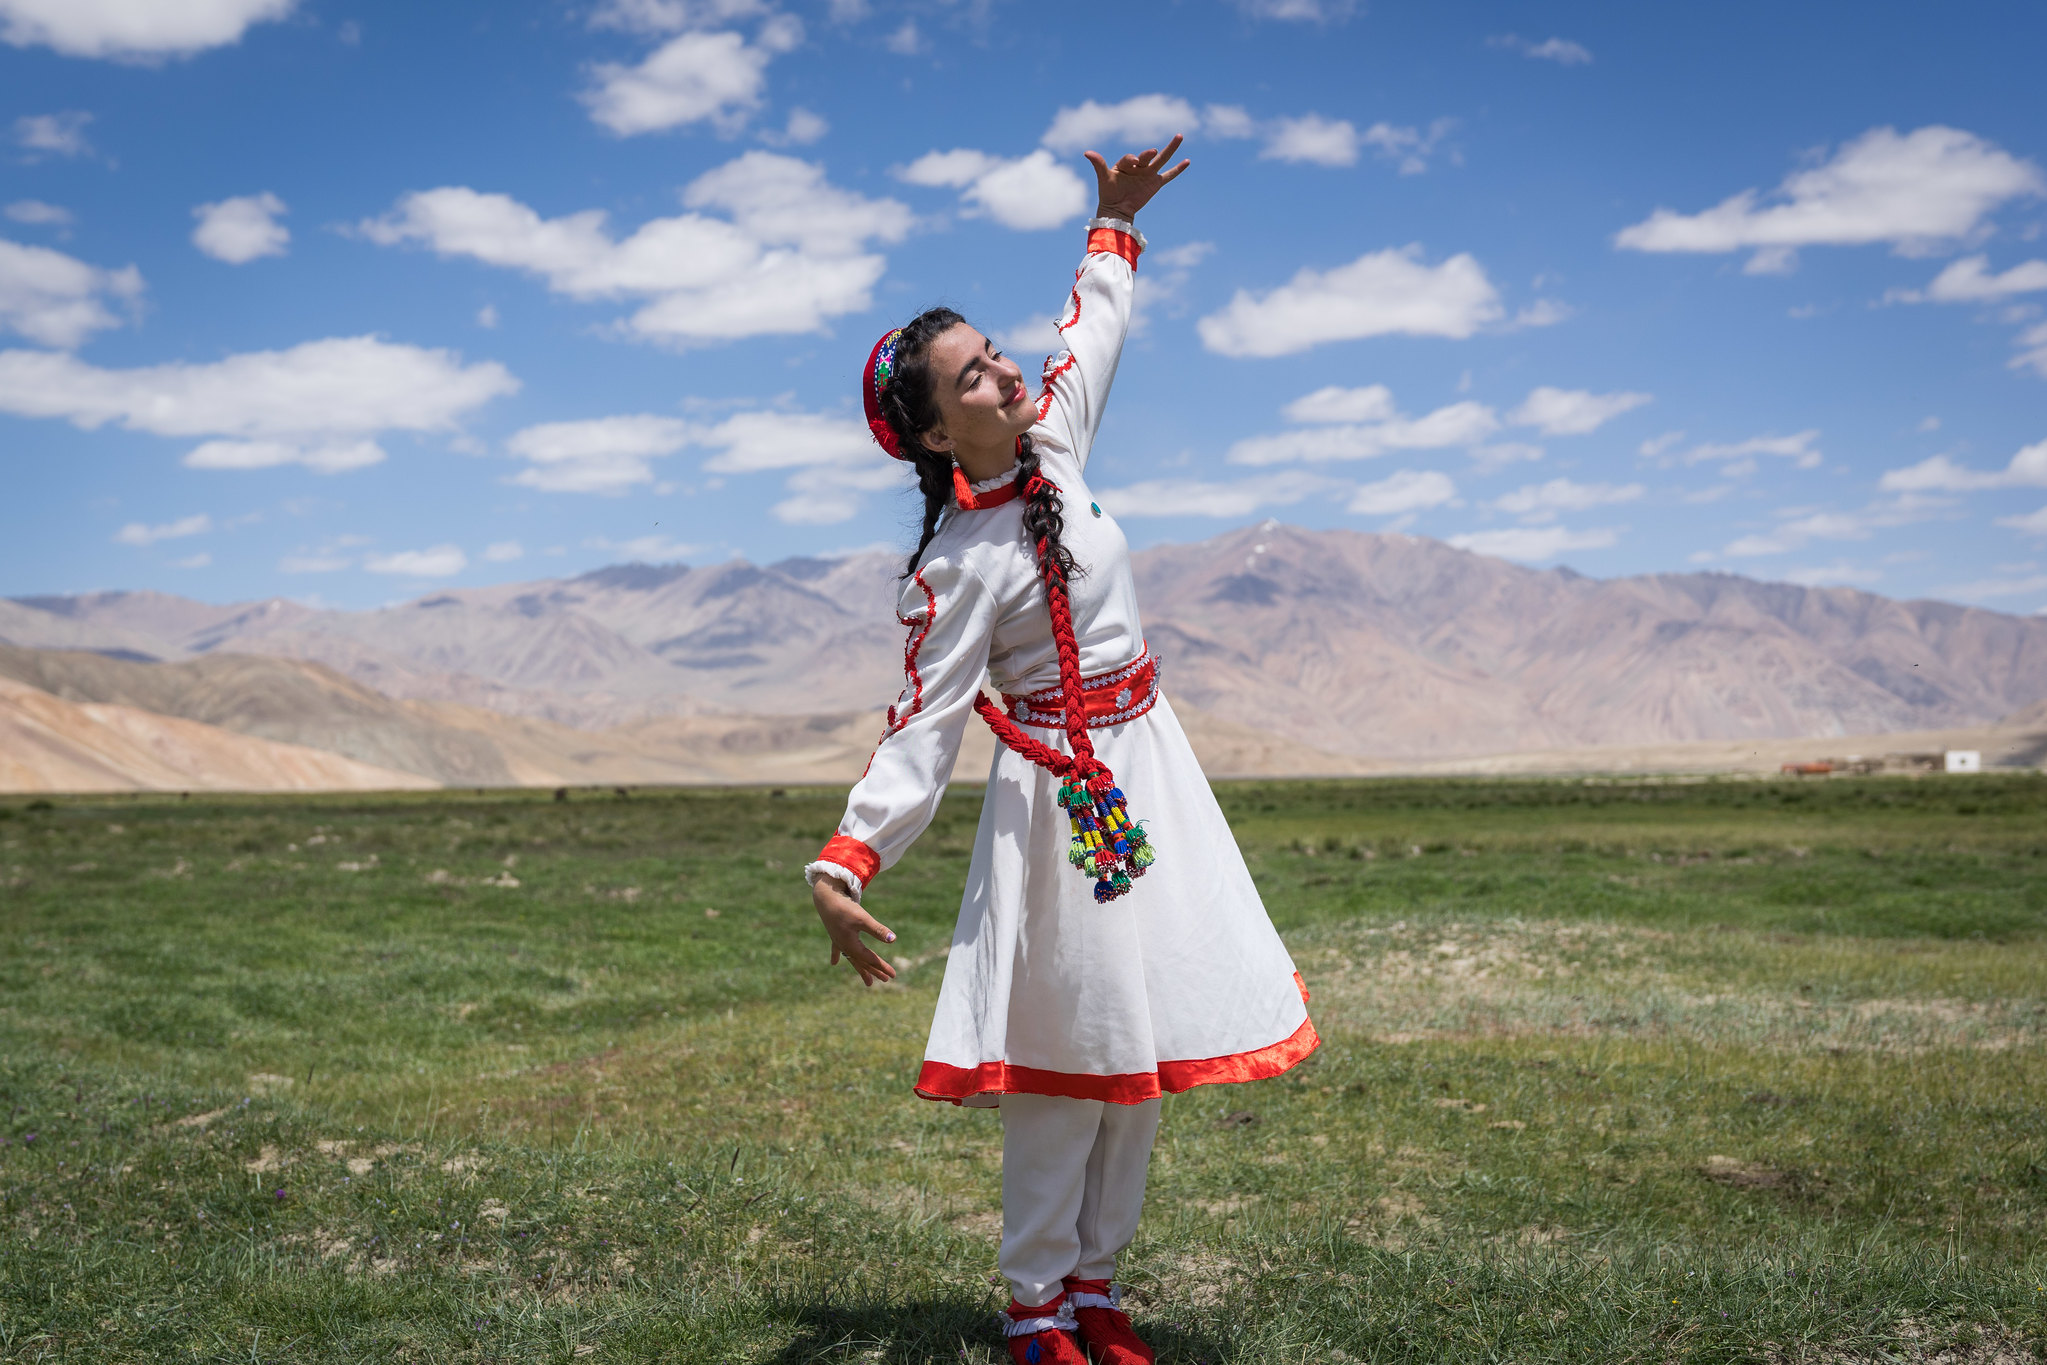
[{"xmin": 761, "ymin": 1296, "xmax": 1234, "ymax": 1365}]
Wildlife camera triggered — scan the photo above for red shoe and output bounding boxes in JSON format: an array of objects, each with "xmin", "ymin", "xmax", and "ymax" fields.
[
  {"xmin": 1004, "ymin": 1293, "xmax": 1088, "ymax": 1365},
  {"xmin": 1063, "ymin": 1278, "xmax": 1154, "ymax": 1365}
]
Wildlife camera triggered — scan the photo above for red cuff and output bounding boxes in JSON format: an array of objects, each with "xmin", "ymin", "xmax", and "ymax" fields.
[
  {"xmin": 816, "ymin": 834, "xmax": 879, "ymax": 889},
  {"xmin": 1086, "ymin": 227, "xmax": 1141, "ymax": 269}
]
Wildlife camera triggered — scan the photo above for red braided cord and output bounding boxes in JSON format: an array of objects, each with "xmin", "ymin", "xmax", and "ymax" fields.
[
  {"xmin": 978, "ymin": 471, "xmax": 1112, "ymax": 792},
  {"xmin": 973, "ymin": 693, "xmax": 1073, "ymax": 772}
]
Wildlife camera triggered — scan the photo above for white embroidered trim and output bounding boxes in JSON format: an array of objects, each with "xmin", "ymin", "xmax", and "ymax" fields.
[
  {"xmin": 801, "ymin": 861, "xmax": 863, "ymax": 902},
  {"xmin": 1002, "ymin": 1301, "xmax": 1078, "ymax": 1336},
  {"xmin": 1067, "ymin": 1285, "xmax": 1122, "ymax": 1311},
  {"xmin": 966, "ymin": 462, "xmax": 1020, "ymax": 494},
  {"xmin": 1085, "ymin": 216, "xmax": 1148, "ymax": 251}
]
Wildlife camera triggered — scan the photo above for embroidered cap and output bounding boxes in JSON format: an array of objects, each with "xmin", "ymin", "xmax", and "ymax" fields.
[{"xmin": 862, "ymin": 327, "xmax": 907, "ymax": 460}]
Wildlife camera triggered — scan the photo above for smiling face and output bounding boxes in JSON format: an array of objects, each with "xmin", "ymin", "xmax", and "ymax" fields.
[{"xmin": 915, "ymin": 322, "xmax": 1036, "ymax": 466}]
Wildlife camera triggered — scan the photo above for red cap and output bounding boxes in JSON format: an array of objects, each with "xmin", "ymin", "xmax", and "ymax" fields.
[{"xmin": 863, "ymin": 327, "xmax": 906, "ymax": 460}]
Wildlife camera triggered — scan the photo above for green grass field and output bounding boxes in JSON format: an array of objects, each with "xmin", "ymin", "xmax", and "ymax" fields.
[{"xmin": 2, "ymin": 775, "xmax": 2044, "ymax": 1363}]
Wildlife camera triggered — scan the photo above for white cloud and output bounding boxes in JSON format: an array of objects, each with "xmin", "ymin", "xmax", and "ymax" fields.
[
  {"xmin": 191, "ymin": 192, "xmax": 288, "ymax": 264},
  {"xmin": 883, "ymin": 19, "xmax": 920, "ymax": 53},
  {"xmin": 896, "ymin": 147, "xmax": 1089, "ymax": 231},
  {"xmin": 2016, "ymin": 321, "xmax": 2047, "ymax": 380},
  {"xmin": 1281, "ymin": 384, "xmax": 1395, "ymax": 424},
  {"xmin": 997, "ymin": 312, "xmax": 1065, "ymax": 356},
  {"xmin": 5, "ymin": 200, "xmax": 72, "ymax": 226},
  {"xmin": 1094, "ymin": 471, "xmax": 1329, "ymax": 519},
  {"xmin": 1880, "ymin": 439, "xmax": 2047, "ymax": 492},
  {"xmin": 1615, "ymin": 126, "xmax": 2044, "ymax": 273},
  {"xmin": 184, "ymin": 438, "xmax": 387, "ymax": 473},
  {"xmin": 1993, "ymin": 507, "xmax": 2047, "ymax": 536},
  {"xmin": 1203, "ymin": 105, "xmax": 1258, "ymax": 140},
  {"xmin": 362, "ymin": 153, "xmax": 910, "ymax": 346},
  {"xmin": 771, "ymin": 459, "xmax": 899, "ymax": 524},
  {"xmin": 1887, "ymin": 254, "xmax": 2047, "ymax": 304},
  {"xmin": 0, "ymin": 336, "xmax": 516, "ymax": 472},
  {"xmin": 581, "ymin": 18, "xmax": 801, "ymax": 136},
  {"xmin": 766, "ymin": 106, "xmax": 828, "ymax": 146},
  {"xmin": 13, "ymin": 111, "xmax": 92, "ymax": 158},
  {"xmin": 1648, "ymin": 429, "xmax": 1824, "ymax": 470},
  {"xmin": 172, "ymin": 551, "xmax": 211, "ymax": 569},
  {"xmin": 366, "ymin": 545, "xmax": 467, "ymax": 577},
  {"xmin": 112, "ymin": 513, "xmax": 211, "ymax": 547},
  {"xmin": 505, "ymin": 414, "xmax": 693, "ymax": 494},
  {"xmin": 1261, "ymin": 115, "xmax": 1359, "ymax": 167},
  {"xmin": 695, "ymin": 409, "xmax": 874, "ymax": 473},
  {"xmin": 1720, "ymin": 496, "xmax": 1941, "ymax": 557},
  {"xmin": 1228, "ymin": 0, "xmax": 1356, "ymax": 20},
  {"xmin": 1198, "ymin": 245, "xmax": 1505, "ymax": 356},
  {"xmin": 1229, "ymin": 398, "xmax": 1499, "ymax": 466},
  {"xmin": 588, "ymin": 0, "xmax": 766, "ymax": 34},
  {"xmin": 1492, "ymin": 478, "xmax": 1644, "ymax": 522},
  {"xmin": 0, "ymin": 0, "xmax": 294, "ymax": 59},
  {"xmin": 1508, "ymin": 386, "xmax": 1652, "ymax": 436},
  {"xmin": 1490, "ymin": 34, "xmax": 1592, "ymax": 65},
  {"xmin": 476, "ymin": 304, "xmax": 499, "ymax": 329},
  {"xmin": 0, "ymin": 239, "xmax": 143, "ymax": 348},
  {"xmin": 1448, "ymin": 525, "xmax": 1618, "ymax": 563},
  {"xmin": 1357, "ymin": 119, "xmax": 1455, "ymax": 175},
  {"xmin": 1040, "ymin": 95, "xmax": 1199, "ymax": 154},
  {"xmin": 1779, "ymin": 562, "xmax": 1883, "ymax": 588},
  {"xmin": 483, "ymin": 540, "xmax": 525, "ymax": 562},
  {"xmin": 1349, "ymin": 468, "xmax": 1457, "ymax": 516}
]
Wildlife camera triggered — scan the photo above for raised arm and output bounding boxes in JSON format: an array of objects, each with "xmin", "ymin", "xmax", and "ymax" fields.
[{"xmin": 1034, "ymin": 137, "xmax": 1191, "ymax": 467}]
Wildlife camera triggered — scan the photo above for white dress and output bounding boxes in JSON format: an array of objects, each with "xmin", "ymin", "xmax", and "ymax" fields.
[{"xmin": 808, "ymin": 224, "xmax": 1317, "ymax": 1106}]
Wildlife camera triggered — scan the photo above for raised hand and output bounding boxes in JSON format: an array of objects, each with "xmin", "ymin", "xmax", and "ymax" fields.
[
  {"xmin": 812, "ymin": 876, "xmax": 897, "ymax": 987},
  {"xmin": 1083, "ymin": 134, "xmax": 1190, "ymax": 222}
]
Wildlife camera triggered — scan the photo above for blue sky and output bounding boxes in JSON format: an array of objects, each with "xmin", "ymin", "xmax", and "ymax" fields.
[{"xmin": 2, "ymin": 0, "xmax": 2044, "ymax": 612}]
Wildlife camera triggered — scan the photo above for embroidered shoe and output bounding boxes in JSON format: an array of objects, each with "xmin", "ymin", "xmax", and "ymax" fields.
[
  {"xmin": 1063, "ymin": 1278, "xmax": 1154, "ymax": 1365},
  {"xmin": 1004, "ymin": 1293, "xmax": 1088, "ymax": 1365}
]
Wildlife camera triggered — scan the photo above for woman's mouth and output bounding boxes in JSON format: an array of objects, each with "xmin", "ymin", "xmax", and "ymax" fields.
[{"xmin": 1003, "ymin": 383, "xmax": 1028, "ymax": 408}]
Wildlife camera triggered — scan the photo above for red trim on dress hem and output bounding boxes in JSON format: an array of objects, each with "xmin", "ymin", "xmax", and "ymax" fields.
[
  {"xmin": 1086, "ymin": 227, "xmax": 1142, "ymax": 268},
  {"xmin": 913, "ymin": 986, "xmax": 1320, "ymax": 1105},
  {"xmin": 815, "ymin": 834, "xmax": 879, "ymax": 889}
]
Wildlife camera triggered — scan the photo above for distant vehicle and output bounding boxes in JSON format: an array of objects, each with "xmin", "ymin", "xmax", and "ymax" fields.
[{"xmin": 1944, "ymin": 750, "xmax": 1982, "ymax": 773}]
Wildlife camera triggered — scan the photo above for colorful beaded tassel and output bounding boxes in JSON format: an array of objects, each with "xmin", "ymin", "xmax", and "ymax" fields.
[{"xmin": 1059, "ymin": 778, "xmax": 1154, "ymax": 902}]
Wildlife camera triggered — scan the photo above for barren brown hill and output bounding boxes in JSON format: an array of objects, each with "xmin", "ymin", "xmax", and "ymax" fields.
[
  {"xmin": 0, "ymin": 675, "xmax": 432, "ymax": 794},
  {"xmin": 0, "ymin": 644, "xmax": 513, "ymax": 786},
  {"xmin": 7, "ymin": 525, "xmax": 2045, "ymax": 760}
]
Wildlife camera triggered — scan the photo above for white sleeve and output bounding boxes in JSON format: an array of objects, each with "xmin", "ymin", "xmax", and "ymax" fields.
[
  {"xmin": 803, "ymin": 551, "xmax": 998, "ymax": 899},
  {"xmin": 1031, "ymin": 219, "xmax": 1143, "ymax": 469}
]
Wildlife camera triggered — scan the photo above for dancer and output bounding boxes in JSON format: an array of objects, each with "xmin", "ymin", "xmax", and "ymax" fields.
[{"xmin": 806, "ymin": 135, "xmax": 1317, "ymax": 1365}]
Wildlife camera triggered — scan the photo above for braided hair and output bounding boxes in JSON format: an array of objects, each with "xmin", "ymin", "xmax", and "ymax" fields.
[{"xmin": 876, "ymin": 306, "xmax": 1079, "ymax": 583}]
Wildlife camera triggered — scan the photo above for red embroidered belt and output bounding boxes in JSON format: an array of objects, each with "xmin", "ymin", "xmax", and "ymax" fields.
[{"xmin": 1002, "ymin": 649, "xmax": 1160, "ymax": 730}]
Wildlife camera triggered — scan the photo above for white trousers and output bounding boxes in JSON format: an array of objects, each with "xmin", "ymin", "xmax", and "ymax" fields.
[{"xmin": 999, "ymin": 1093, "xmax": 1162, "ymax": 1307}]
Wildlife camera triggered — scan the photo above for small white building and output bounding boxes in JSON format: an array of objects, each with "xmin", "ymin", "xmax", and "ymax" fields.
[{"xmin": 1944, "ymin": 749, "xmax": 1982, "ymax": 773}]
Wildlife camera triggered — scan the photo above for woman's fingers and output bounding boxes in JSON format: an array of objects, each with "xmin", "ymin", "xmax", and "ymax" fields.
[
  {"xmin": 1157, "ymin": 157, "xmax": 1191, "ymax": 185},
  {"xmin": 855, "ymin": 908, "xmax": 896, "ymax": 945},
  {"xmin": 844, "ymin": 936, "xmax": 896, "ymax": 983},
  {"xmin": 1154, "ymin": 134, "xmax": 1185, "ymax": 168}
]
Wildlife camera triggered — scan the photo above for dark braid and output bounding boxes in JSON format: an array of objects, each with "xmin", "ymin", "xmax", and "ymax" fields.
[{"xmin": 878, "ymin": 306, "xmax": 1079, "ymax": 583}]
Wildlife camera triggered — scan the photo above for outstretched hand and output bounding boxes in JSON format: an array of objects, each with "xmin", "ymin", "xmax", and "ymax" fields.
[
  {"xmin": 812, "ymin": 876, "xmax": 897, "ymax": 987},
  {"xmin": 1084, "ymin": 134, "xmax": 1190, "ymax": 221}
]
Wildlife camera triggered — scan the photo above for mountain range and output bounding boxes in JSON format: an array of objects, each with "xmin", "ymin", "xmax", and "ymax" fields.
[{"xmin": 6, "ymin": 525, "xmax": 2042, "ymax": 769}]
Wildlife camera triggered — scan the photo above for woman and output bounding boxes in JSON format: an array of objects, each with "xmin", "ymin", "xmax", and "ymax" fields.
[{"xmin": 805, "ymin": 135, "xmax": 1317, "ymax": 1365}]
